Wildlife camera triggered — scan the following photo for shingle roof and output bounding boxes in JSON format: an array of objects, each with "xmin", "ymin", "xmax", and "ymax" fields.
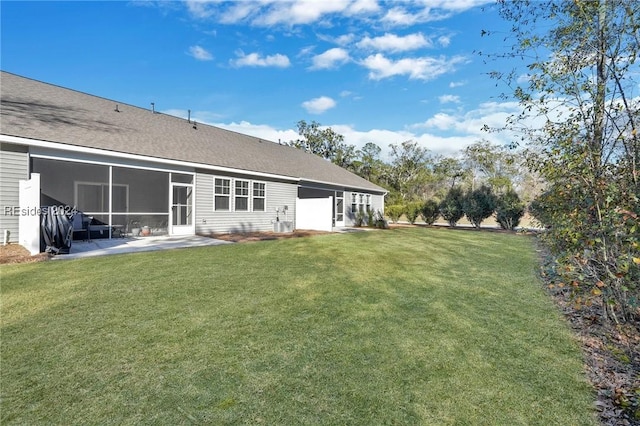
[{"xmin": 0, "ymin": 71, "xmax": 386, "ymax": 193}]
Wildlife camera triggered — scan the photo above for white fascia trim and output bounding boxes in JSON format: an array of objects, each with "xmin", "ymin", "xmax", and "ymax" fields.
[
  {"xmin": 1, "ymin": 135, "xmax": 300, "ymax": 183},
  {"xmin": 299, "ymin": 178, "xmax": 387, "ymax": 195}
]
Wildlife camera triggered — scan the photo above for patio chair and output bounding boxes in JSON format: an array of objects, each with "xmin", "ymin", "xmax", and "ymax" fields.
[{"xmin": 72, "ymin": 213, "xmax": 92, "ymax": 241}]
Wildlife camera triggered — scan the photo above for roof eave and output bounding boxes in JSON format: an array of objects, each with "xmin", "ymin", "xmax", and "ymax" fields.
[{"xmin": 0, "ymin": 134, "xmax": 301, "ymax": 182}]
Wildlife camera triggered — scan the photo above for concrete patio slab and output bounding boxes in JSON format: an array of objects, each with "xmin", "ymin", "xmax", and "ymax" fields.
[{"xmin": 54, "ymin": 235, "xmax": 231, "ymax": 260}]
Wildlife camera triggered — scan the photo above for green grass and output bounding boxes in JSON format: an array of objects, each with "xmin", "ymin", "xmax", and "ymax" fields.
[{"xmin": 1, "ymin": 228, "xmax": 596, "ymax": 425}]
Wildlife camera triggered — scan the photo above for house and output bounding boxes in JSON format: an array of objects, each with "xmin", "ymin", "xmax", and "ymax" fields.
[{"xmin": 0, "ymin": 71, "xmax": 386, "ymax": 254}]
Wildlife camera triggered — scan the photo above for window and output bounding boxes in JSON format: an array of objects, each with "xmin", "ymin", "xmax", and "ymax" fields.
[
  {"xmin": 214, "ymin": 178, "xmax": 231, "ymax": 211},
  {"xmin": 366, "ymin": 194, "xmax": 371, "ymax": 213},
  {"xmin": 351, "ymin": 193, "xmax": 358, "ymax": 214},
  {"xmin": 76, "ymin": 182, "xmax": 108, "ymax": 213},
  {"xmin": 358, "ymin": 193, "xmax": 365, "ymax": 214},
  {"xmin": 336, "ymin": 191, "xmax": 344, "ymax": 222},
  {"xmin": 253, "ymin": 182, "xmax": 265, "ymax": 211},
  {"xmin": 214, "ymin": 177, "xmax": 267, "ymax": 212},
  {"xmin": 235, "ymin": 180, "xmax": 249, "ymax": 211}
]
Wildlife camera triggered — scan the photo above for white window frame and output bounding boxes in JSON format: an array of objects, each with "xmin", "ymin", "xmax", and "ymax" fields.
[
  {"xmin": 252, "ymin": 181, "xmax": 266, "ymax": 212},
  {"xmin": 214, "ymin": 176, "xmax": 267, "ymax": 212},
  {"xmin": 234, "ymin": 179, "xmax": 250, "ymax": 211},
  {"xmin": 214, "ymin": 178, "xmax": 231, "ymax": 211},
  {"xmin": 74, "ymin": 181, "xmax": 129, "ymax": 214}
]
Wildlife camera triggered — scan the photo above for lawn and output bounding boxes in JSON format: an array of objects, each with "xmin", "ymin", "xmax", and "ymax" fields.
[{"xmin": 1, "ymin": 228, "xmax": 596, "ymax": 425}]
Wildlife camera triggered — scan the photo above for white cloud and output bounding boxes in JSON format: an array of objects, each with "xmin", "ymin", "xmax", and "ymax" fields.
[
  {"xmin": 449, "ymin": 80, "xmax": 466, "ymax": 88},
  {"xmin": 184, "ymin": 1, "xmax": 216, "ymax": 19},
  {"xmin": 187, "ymin": 45, "xmax": 213, "ymax": 61},
  {"xmin": 335, "ymin": 33, "xmax": 357, "ymax": 46},
  {"xmin": 421, "ymin": 112, "xmax": 458, "ymax": 130},
  {"xmin": 253, "ymin": 1, "xmax": 350, "ymax": 26},
  {"xmin": 298, "ymin": 45, "xmax": 316, "ymax": 57},
  {"xmin": 302, "ymin": 96, "xmax": 337, "ymax": 114},
  {"xmin": 230, "ymin": 51, "xmax": 291, "ymax": 68},
  {"xmin": 381, "ymin": 7, "xmax": 418, "ymax": 26},
  {"xmin": 438, "ymin": 35, "xmax": 451, "ymax": 47},
  {"xmin": 321, "ymin": 124, "xmax": 480, "ymax": 159},
  {"xmin": 361, "ymin": 53, "xmax": 468, "ymax": 81},
  {"xmin": 346, "ymin": 0, "xmax": 380, "ymax": 14},
  {"xmin": 215, "ymin": 121, "xmax": 301, "ymax": 145},
  {"xmin": 381, "ymin": 0, "xmax": 494, "ymax": 26},
  {"xmin": 218, "ymin": 2, "xmax": 258, "ymax": 24},
  {"xmin": 411, "ymin": 100, "xmax": 542, "ymax": 145},
  {"xmin": 172, "ymin": 98, "xmax": 531, "ymax": 161},
  {"xmin": 356, "ymin": 32, "xmax": 431, "ymax": 52},
  {"xmin": 439, "ymin": 94, "xmax": 461, "ymax": 104},
  {"xmin": 182, "ymin": 0, "xmax": 492, "ymax": 29},
  {"xmin": 310, "ymin": 48, "xmax": 350, "ymax": 69}
]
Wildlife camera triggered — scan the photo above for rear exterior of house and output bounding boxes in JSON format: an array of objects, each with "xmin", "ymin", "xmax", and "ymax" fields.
[{"xmin": 0, "ymin": 72, "xmax": 386, "ymax": 253}]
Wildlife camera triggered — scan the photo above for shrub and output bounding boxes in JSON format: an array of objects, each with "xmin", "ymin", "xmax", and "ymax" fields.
[
  {"xmin": 367, "ymin": 208, "xmax": 375, "ymax": 227},
  {"xmin": 420, "ymin": 199, "xmax": 440, "ymax": 225},
  {"xmin": 463, "ymin": 185, "xmax": 497, "ymax": 228},
  {"xmin": 386, "ymin": 204, "xmax": 405, "ymax": 224},
  {"xmin": 373, "ymin": 210, "xmax": 389, "ymax": 229},
  {"xmin": 495, "ymin": 190, "xmax": 525, "ymax": 230},
  {"xmin": 531, "ymin": 180, "xmax": 640, "ymax": 324},
  {"xmin": 439, "ymin": 187, "xmax": 465, "ymax": 227},
  {"xmin": 405, "ymin": 202, "xmax": 422, "ymax": 224},
  {"xmin": 354, "ymin": 210, "xmax": 366, "ymax": 227}
]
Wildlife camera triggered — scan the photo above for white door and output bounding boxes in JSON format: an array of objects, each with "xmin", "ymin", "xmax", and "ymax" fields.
[
  {"xmin": 334, "ymin": 191, "xmax": 345, "ymax": 227},
  {"xmin": 170, "ymin": 183, "xmax": 194, "ymax": 235}
]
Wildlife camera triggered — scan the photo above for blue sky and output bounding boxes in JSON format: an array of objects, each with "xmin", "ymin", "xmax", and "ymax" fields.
[{"xmin": 1, "ymin": 0, "xmax": 523, "ymax": 159}]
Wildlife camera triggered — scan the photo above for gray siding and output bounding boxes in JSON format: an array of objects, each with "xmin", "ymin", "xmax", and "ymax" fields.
[
  {"xmin": 0, "ymin": 144, "xmax": 29, "ymax": 242},
  {"xmin": 372, "ymin": 193, "xmax": 385, "ymax": 215},
  {"xmin": 344, "ymin": 191, "xmax": 385, "ymax": 226},
  {"xmin": 195, "ymin": 173, "xmax": 297, "ymax": 234}
]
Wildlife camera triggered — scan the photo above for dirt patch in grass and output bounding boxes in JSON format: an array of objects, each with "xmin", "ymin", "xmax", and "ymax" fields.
[
  {"xmin": 203, "ymin": 229, "xmax": 333, "ymax": 243},
  {"xmin": 0, "ymin": 244, "xmax": 50, "ymax": 264}
]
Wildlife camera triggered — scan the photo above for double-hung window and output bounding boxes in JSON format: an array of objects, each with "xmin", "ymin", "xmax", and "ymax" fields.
[
  {"xmin": 214, "ymin": 178, "xmax": 231, "ymax": 211},
  {"xmin": 235, "ymin": 180, "xmax": 249, "ymax": 211},
  {"xmin": 215, "ymin": 177, "xmax": 266, "ymax": 212},
  {"xmin": 351, "ymin": 193, "xmax": 358, "ymax": 214},
  {"xmin": 253, "ymin": 182, "xmax": 266, "ymax": 211}
]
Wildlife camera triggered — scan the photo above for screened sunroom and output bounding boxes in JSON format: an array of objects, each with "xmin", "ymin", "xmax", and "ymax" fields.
[{"xmin": 31, "ymin": 157, "xmax": 194, "ymax": 239}]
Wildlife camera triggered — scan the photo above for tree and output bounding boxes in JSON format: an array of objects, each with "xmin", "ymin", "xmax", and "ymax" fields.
[
  {"xmin": 487, "ymin": 0, "xmax": 640, "ymax": 323},
  {"xmin": 462, "ymin": 185, "xmax": 497, "ymax": 228},
  {"xmin": 495, "ymin": 189, "xmax": 525, "ymax": 230},
  {"xmin": 352, "ymin": 142, "xmax": 388, "ymax": 186},
  {"xmin": 462, "ymin": 140, "xmax": 517, "ymax": 193},
  {"xmin": 405, "ymin": 202, "xmax": 422, "ymax": 225},
  {"xmin": 420, "ymin": 199, "xmax": 440, "ymax": 225},
  {"xmin": 439, "ymin": 186, "xmax": 465, "ymax": 227},
  {"xmin": 385, "ymin": 204, "xmax": 405, "ymax": 224},
  {"xmin": 433, "ymin": 157, "xmax": 467, "ymax": 191},
  {"xmin": 289, "ymin": 120, "xmax": 356, "ymax": 169},
  {"xmin": 385, "ymin": 140, "xmax": 433, "ymax": 202}
]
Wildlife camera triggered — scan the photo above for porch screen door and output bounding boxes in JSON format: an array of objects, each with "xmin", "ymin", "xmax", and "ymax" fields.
[{"xmin": 170, "ymin": 183, "xmax": 194, "ymax": 235}]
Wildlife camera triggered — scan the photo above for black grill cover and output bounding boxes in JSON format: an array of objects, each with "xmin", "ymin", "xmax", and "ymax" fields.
[{"xmin": 41, "ymin": 206, "xmax": 73, "ymax": 255}]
